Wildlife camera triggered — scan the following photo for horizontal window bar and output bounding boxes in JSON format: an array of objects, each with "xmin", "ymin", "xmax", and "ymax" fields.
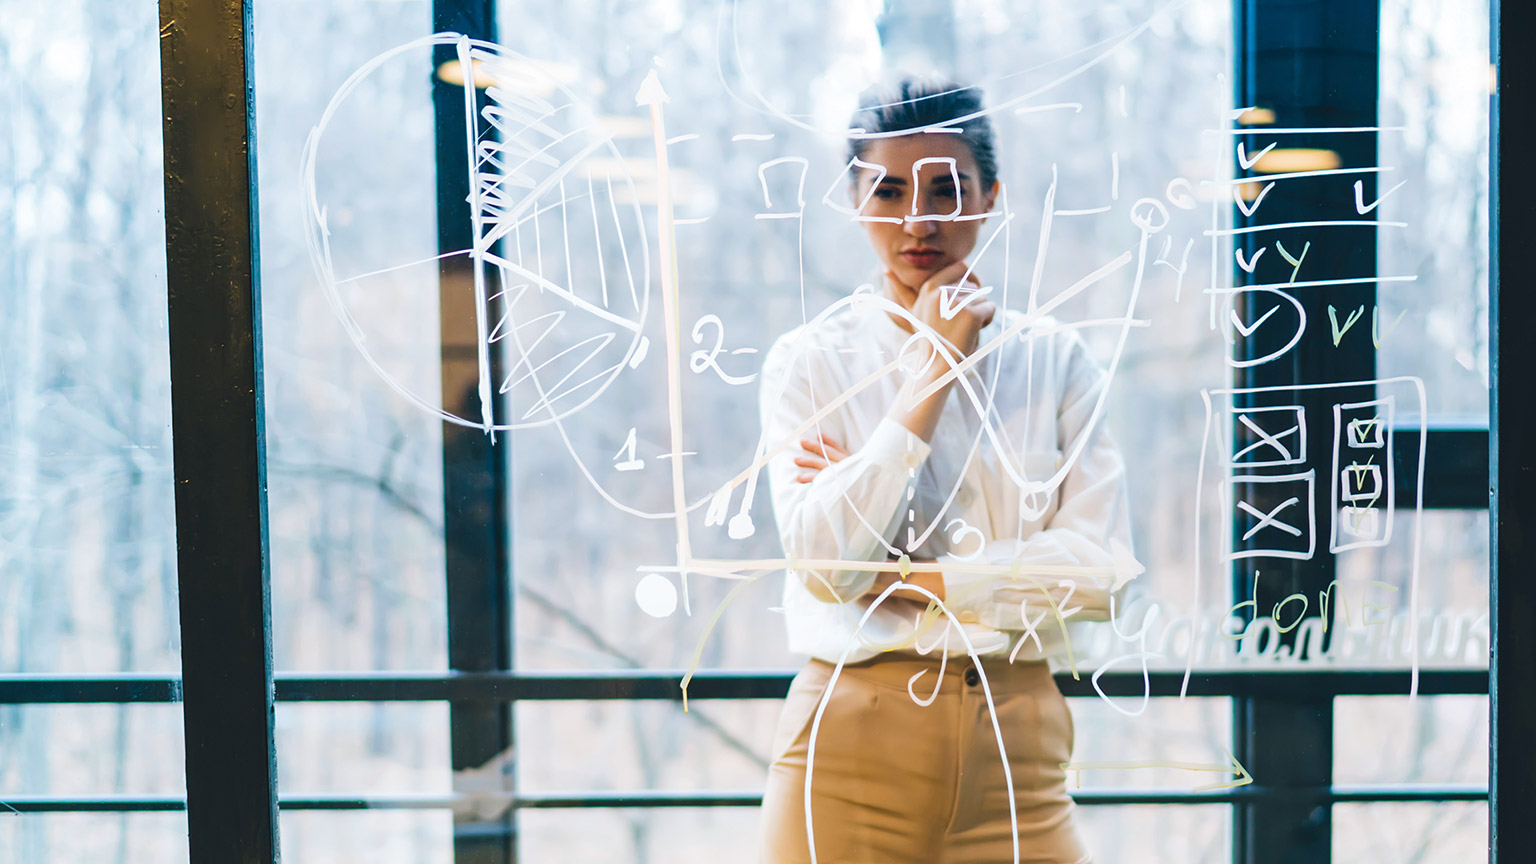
[
  {"xmin": 0, "ymin": 669, "xmax": 1488, "ymax": 704},
  {"xmin": 0, "ymin": 785, "xmax": 1487, "ymax": 814},
  {"xmin": 1395, "ymin": 426, "xmax": 1489, "ymax": 509}
]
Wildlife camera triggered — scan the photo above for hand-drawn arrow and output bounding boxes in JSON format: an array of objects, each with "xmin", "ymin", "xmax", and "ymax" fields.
[
  {"xmin": 638, "ymin": 68, "xmax": 695, "ymax": 609},
  {"xmin": 1061, "ymin": 747, "xmax": 1254, "ymax": 792}
]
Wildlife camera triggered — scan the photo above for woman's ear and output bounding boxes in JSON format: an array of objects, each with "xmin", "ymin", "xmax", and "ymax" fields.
[{"xmin": 983, "ymin": 179, "xmax": 1000, "ymax": 214}]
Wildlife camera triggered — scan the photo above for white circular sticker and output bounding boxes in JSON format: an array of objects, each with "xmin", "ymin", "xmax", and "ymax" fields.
[{"xmin": 634, "ymin": 572, "xmax": 678, "ymax": 618}]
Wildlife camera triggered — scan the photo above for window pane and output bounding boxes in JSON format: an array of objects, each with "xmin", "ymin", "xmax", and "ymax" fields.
[
  {"xmin": 0, "ymin": 815, "xmax": 188, "ymax": 863},
  {"xmin": 1333, "ymin": 802, "xmax": 1487, "ymax": 863},
  {"xmin": 516, "ymin": 699, "xmax": 779, "ymax": 793},
  {"xmin": 0, "ymin": 704, "xmax": 184, "ymax": 796},
  {"xmin": 275, "ymin": 702, "xmax": 450, "ymax": 795},
  {"xmin": 0, "ymin": 2, "xmax": 186, "ymax": 861},
  {"xmin": 1377, "ymin": 0, "xmax": 1492, "ymax": 423},
  {"xmin": 1335, "ymin": 695, "xmax": 1488, "ymax": 785},
  {"xmin": 1076, "ymin": 805, "xmax": 1231, "ymax": 864},
  {"xmin": 1333, "ymin": 511, "xmax": 1488, "ymax": 670},
  {"xmin": 0, "ymin": 1, "xmax": 179, "ymax": 676},
  {"xmin": 253, "ymin": 0, "xmax": 448, "ymax": 673},
  {"xmin": 280, "ymin": 811, "xmax": 452, "ymax": 863}
]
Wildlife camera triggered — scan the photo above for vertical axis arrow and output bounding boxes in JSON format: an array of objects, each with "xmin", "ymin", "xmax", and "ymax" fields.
[{"xmin": 638, "ymin": 68, "xmax": 693, "ymax": 613}]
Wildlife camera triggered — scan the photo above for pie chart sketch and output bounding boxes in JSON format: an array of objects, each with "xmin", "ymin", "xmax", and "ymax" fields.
[{"xmin": 302, "ymin": 33, "xmax": 651, "ymax": 432}]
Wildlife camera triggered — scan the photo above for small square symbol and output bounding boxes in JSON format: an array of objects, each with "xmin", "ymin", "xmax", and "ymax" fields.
[
  {"xmin": 1340, "ymin": 506, "xmax": 1382, "ymax": 539},
  {"xmin": 1341, "ymin": 463, "xmax": 1383, "ymax": 504},
  {"xmin": 1347, "ymin": 416, "xmax": 1386, "ymax": 449}
]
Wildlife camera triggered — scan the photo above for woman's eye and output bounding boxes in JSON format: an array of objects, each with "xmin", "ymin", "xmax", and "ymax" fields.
[
  {"xmin": 872, "ymin": 187, "xmax": 900, "ymax": 201},
  {"xmin": 934, "ymin": 186, "xmax": 957, "ymax": 199}
]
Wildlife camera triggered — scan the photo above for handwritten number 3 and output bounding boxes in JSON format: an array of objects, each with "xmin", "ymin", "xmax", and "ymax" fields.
[
  {"xmin": 945, "ymin": 518, "xmax": 986, "ymax": 561},
  {"xmin": 689, "ymin": 315, "xmax": 758, "ymax": 385}
]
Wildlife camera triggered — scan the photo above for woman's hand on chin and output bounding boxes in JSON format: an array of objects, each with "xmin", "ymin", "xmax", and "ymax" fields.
[{"xmin": 889, "ymin": 261, "xmax": 997, "ymax": 364}]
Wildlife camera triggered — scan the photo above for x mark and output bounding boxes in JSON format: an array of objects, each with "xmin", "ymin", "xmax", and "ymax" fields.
[
  {"xmin": 1233, "ymin": 412, "xmax": 1299, "ymax": 463},
  {"xmin": 1238, "ymin": 497, "xmax": 1302, "ymax": 541}
]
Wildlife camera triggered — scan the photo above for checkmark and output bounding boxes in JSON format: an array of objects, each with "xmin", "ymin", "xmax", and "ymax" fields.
[
  {"xmin": 1328, "ymin": 304, "xmax": 1365, "ymax": 346},
  {"xmin": 1347, "ymin": 417, "xmax": 1385, "ymax": 448},
  {"xmin": 1354, "ymin": 179, "xmax": 1407, "ymax": 215},
  {"xmin": 1235, "ymin": 181, "xmax": 1276, "ymax": 217},
  {"xmin": 1237, "ymin": 141, "xmax": 1277, "ymax": 170},
  {"xmin": 1230, "ymin": 304, "xmax": 1279, "ymax": 337},
  {"xmin": 1235, "ymin": 246, "xmax": 1266, "ymax": 273}
]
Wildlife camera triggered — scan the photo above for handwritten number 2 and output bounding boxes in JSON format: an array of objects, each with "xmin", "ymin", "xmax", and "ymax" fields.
[{"xmin": 690, "ymin": 315, "xmax": 758, "ymax": 385}]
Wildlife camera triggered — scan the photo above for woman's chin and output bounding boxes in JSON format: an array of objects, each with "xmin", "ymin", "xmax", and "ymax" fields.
[{"xmin": 891, "ymin": 265, "xmax": 937, "ymax": 289}]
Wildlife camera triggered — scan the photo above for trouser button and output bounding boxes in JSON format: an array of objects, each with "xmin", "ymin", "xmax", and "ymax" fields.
[{"xmin": 964, "ymin": 667, "xmax": 980, "ymax": 687}]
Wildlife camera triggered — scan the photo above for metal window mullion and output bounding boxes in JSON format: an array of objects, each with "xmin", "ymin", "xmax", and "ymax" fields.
[
  {"xmin": 1490, "ymin": 2, "xmax": 1536, "ymax": 862},
  {"xmin": 431, "ymin": 2, "xmax": 515, "ymax": 863},
  {"xmin": 158, "ymin": 0, "xmax": 280, "ymax": 861}
]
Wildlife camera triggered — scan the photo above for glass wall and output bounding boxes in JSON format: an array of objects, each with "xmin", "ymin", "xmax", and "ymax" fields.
[
  {"xmin": 0, "ymin": 0, "xmax": 187, "ymax": 860},
  {"xmin": 0, "ymin": 0, "xmax": 1495, "ymax": 860}
]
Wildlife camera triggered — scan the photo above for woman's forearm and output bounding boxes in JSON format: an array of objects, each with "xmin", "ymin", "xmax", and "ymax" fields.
[{"xmin": 886, "ymin": 352, "xmax": 953, "ymax": 443}]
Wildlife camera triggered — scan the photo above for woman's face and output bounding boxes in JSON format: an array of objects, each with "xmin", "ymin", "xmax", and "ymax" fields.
[{"xmin": 851, "ymin": 134, "xmax": 999, "ymax": 290}]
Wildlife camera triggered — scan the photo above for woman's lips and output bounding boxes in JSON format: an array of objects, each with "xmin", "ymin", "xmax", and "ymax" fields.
[{"xmin": 900, "ymin": 249, "xmax": 944, "ymax": 269}]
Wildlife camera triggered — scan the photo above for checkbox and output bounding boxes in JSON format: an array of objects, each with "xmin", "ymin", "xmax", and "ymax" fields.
[
  {"xmin": 1347, "ymin": 416, "xmax": 1385, "ymax": 448},
  {"xmin": 1231, "ymin": 470, "xmax": 1317, "ymax": 561},
  {"xmin": 1341, "ymin": 462, "xmax": 1383, "ymax": 504},
  {"xmin": 1340, "ymin": 506, "xmax": 1381, "ymax": 538}
]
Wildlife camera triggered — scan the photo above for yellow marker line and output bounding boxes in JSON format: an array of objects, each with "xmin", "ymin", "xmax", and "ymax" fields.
[{"xmin": 1062, "ymin": 747, "xmax": 1253, "ymax": 793}]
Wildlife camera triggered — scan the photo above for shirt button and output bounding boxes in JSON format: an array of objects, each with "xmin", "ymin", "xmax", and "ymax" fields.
[{"xmin": 964, "ymin": 667, "xmax": 980, "ymax": 687}]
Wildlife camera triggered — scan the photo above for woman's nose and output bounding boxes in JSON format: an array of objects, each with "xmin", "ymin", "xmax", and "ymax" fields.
[{"xmin": 903, "ymin": 216, "xmax": 938, "ymax": 238}]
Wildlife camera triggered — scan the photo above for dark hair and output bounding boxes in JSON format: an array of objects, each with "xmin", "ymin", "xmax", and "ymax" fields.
[{"xmin": 846, "ymin": 77, "xmax": 998, "ymax": 189}]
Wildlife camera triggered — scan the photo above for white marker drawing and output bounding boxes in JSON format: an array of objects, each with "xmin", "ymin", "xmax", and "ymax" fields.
[
  {"xmin": 302, "ymin": 34, "xmax": 651, "ymax": 432},
  {"xmin": 1230, "ymin": 470, "xmax": 1317, "ymax": 560},
  {"xmin": 1330, "ymin": 397, "xmax": 1397, "ymax": 551}
]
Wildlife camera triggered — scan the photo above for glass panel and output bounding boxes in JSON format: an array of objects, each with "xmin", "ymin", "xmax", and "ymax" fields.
[
  {"xmin": 280, "ymin": 811, "xmax": 452, "ymax": 863},
  {"xmin": 1332, "ymin": 511, "xmax": 1489, "ymax": 669},
  {"xmin": 0, "ymin": 2, "xmax": 186, "ymax": 861},
  {"xmin": 1075, "ymin": 805, "xmax": 1231, "ymax": 864},
  {"xmin": 253, "ymin": 0, "xmax": 448, "ymax": 673},
  {"xmin": 1069, "ymin": 697, "xmax": 1232, "ymax": 790},
  {"xmin": 1333, "ymin": 803, "xmax": 1487, "ymax": 863},
  {"xmin": 497, "ymin": 0, "xmax": 1235, "ymax": 676},
  {"xmin": 0, "ymin": 704, "xmax": 184, "ymax": 796},
  {"xmin": 0, "ymin": 1, "xmax": 179, "ymax": 676},
  {"xmin": 519, "ymin": 808, "xmax": 773, "ymax": 864},
  {"xmin": 275, "ymin": 702, "xmax": 450, "ymax": 795},
  {"xmin": 1377, "ymin": 0, "xmax": 1492, "ymax": 423},
  {"xmin": 517, "ymin": 699, "xmax": 783, "ymax": 793},
  {"xmin": 266, "ymin": 0, "xmax": 1492, "ymax": 859},
  {"xmin": 1335, "ymin": 695, "xmax": 1488, "ymax": 785},
  {"xmin": 0, "ymin": 815, "xmax": 188, "ymax": 863}
]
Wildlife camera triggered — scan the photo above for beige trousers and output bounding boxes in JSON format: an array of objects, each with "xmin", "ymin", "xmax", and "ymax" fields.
[{"xmin": 758, "ymin": 654, "xmax": 1091, "ymax": 864}]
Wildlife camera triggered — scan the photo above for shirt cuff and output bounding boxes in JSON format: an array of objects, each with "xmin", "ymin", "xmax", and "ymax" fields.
[{"xmin": 862, "ymin": 416, "xmax": 933, "ymax": 473}]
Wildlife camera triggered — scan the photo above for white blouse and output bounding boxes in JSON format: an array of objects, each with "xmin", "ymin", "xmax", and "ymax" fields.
[{"xmin": 758, "ymin": 289, "xmax": 1142, "ymax": 665}]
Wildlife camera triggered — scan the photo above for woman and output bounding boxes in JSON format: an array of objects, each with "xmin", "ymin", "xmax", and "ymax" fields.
[{"xmin": 755, "ymin": 78, "xmax": 1138, "ymax": 864}]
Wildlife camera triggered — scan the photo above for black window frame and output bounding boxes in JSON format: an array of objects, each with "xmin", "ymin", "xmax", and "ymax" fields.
[{"xmin": 0, "ymin": 1, "xmax": 1524, "ymax": 862}]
